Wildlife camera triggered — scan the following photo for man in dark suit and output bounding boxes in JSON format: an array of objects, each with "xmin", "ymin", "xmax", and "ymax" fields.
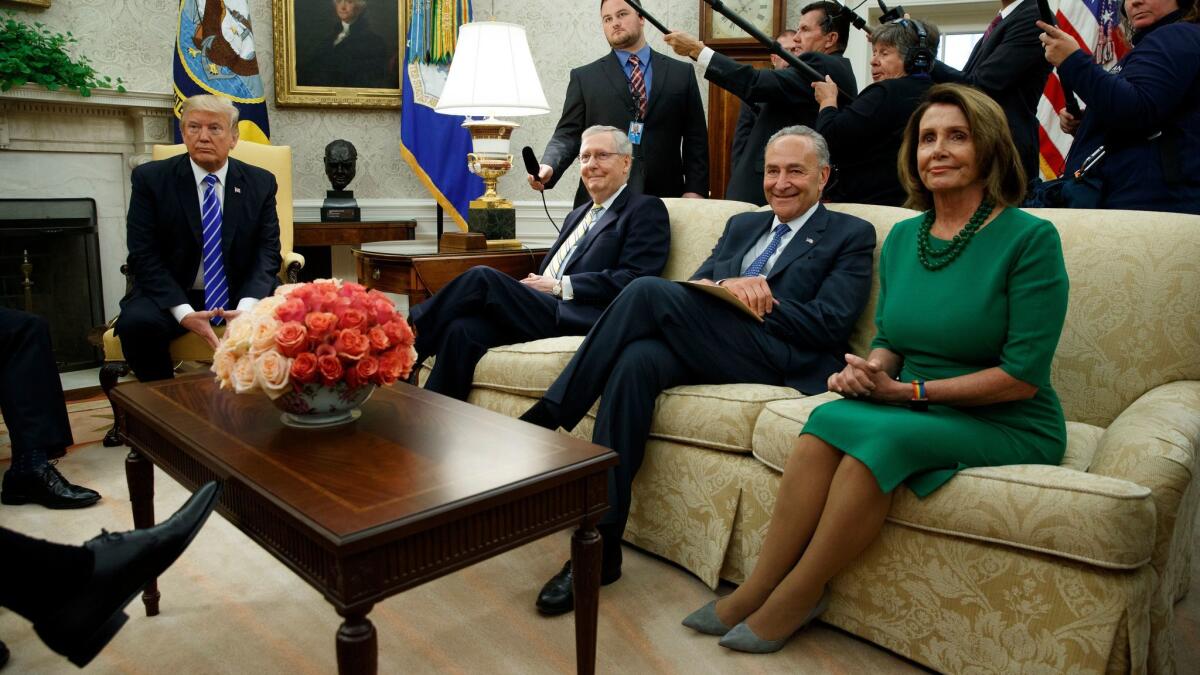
[
  {"xmin": 665, "ymin": 2, "xmax": 858, "ymax": 204},
  {"xmin": 297, "ymin": 0, "xmax": 395, "ymax": 89},
  {"xmin": 410, "ymin": 126, "xmax": 670, "ymax": 401},
  {"xmin": 115, "ymin": 94, "xmax": 282, "ymax": 382},
  {"xmin": 0, "ymin": 308, "xmax": 99, "ymax": 509},
  {"xmin": 931, "ymin": 0, "xmax": 1049, "ymax": 182},
  {"xmin": 520, "ymin": 126, "xmax": 876, "ymax": 615},
  {"xmin": 529, "ymin": 0, "xmax": 708, "ymax": 207}
]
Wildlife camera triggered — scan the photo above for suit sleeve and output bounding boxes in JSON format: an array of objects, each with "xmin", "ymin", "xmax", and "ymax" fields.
[
  {"xmin": 239, "ymin": 173, "xmax": 283, "ymax": 301},
  {"xmin": 567, "ymin": 197, "xmax": 671, "ymax": 304},
  {"xmin": 542, "ymin": 69, "xmax": 586, "ymax": 190},
  {"xmin": 813, "ymin": 84, "xmax": 890, "ymax": 157},
  {"xmin": 681, "ymin": 68, "xmax": 710, "ymax": 195},
  {"xmin": 705, "ymin": 51, "xmax": 818, "ymax": 105},
  {"xmin": 125, "ymin": 165, "xmax": 190, "ymax": 310},
  {"xmin": 1058, "ymin": 26, "xmax": 1200, "ymax": 132},
  {"xmin": 931, "ymin": 10, "xmax": 1044, "ymax": 95},
  {"xmin": 764, "ymin": 220, "xmax": 875, "ymax": 349}
]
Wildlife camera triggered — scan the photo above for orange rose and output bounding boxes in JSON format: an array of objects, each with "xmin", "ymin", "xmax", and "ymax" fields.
[
  {"xmin": 378, "ymin": 346, "xmax": 415, "ymax": 384},
  {"xmin": 367, "ymin": 326, "xmax": 390, "ymax": 352},
  {"xmin": 338, "ymin": 308, "xmax": 369, "ymax": 332},
  {"xmin": 275, "ymin": 321, "xmax": 307, "ymax": 357},
  {"xmin": 317, "ymin": 353, "xmax": 343, "ymax": 386},
  {"xmin": 334, "ymin": 329, "xmax": 370, "ymax": 361},
  {"xmin": 355, "ymin": 355, "xmax": 380, "ymax": 384},
  {"xmin": 381, "ymin": 320, "xmax": 414, "ymax": 349},
  {"xmin": 290, "ymin": 352, "xmax": 318, "ymax": 384},
  {"xmin": 305, "ymin": 312, "xmax": 339, "ymax": 339}
]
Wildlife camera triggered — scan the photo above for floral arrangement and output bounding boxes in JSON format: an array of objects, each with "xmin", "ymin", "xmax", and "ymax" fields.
[{"xmin": 213, "ymin": 279, "xmax": 415, "ymax": 399}]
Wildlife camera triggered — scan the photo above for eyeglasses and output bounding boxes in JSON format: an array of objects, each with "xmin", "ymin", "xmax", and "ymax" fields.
[
  {"xmin": 578, "ymin": 151, "xmax": 622, "ymax": 165},
  {"xmin": 183, "ymin": 122, "xmax": 229, "ymax": 138}
]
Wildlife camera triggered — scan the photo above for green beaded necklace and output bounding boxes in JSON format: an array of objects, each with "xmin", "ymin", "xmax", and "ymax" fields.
[{"xmin": 916, "ymin": 198, "xmax": 995, "ymax": 271}]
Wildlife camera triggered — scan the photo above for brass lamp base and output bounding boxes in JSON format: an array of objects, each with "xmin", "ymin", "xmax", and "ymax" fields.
[{"xmin": 463, "ymin": 117, "xmax": 520, "ymax": 241}]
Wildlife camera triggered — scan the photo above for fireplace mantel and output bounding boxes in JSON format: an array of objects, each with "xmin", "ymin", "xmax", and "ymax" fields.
[{"xmin": 0, "ymin": 84, "xmax": 174, "ymax": 167}]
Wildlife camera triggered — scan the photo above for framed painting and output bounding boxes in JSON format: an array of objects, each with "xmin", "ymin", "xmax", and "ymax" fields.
[
  {"xmin": 272, "ymin": 0, "xmax": 404, "ymax": 108},
  {"xmin": 6, "ymin": 0, "xmax": 52, "ymax": 7}
]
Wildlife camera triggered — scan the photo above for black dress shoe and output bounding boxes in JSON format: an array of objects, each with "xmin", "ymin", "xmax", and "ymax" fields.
[
  {"xmin": 33, "ymin": 481, "xmax": 222, "ymax": 667},
  {"xmin": 519, "ymin": 399, "xmax": 561, "ymax": 431},
  {"xmin": 535, "ymin": 555, "xmax": 623, "ymax": 616},
  {"xmin": 0, "ymin": 637, "xmax": 8, "ymax": 669},
  {"xmin": 1, "ymin": 464, "xmax": 100, "ymax": 509}
]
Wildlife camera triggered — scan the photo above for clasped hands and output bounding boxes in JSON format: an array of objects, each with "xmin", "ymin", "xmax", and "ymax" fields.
[
  {"xmin": 181, "ymin": 309, "xmax": 242, "ymax": 350},
  {"xmin": 520, "ymin": 273, "xmax": 558, "ymax": 295},
  {"xmin": 827, "ymin": 354, "xmax": 907, "ymax": 403}
]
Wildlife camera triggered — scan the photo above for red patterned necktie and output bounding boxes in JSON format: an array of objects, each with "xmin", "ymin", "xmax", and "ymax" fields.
[
  {"xmin": 628, "ymin": 54, "xmax": 647, "ymax": 120},
  {"xmin": 982, "ymin": 13, "xmax": 1003, "ymax": 42}
]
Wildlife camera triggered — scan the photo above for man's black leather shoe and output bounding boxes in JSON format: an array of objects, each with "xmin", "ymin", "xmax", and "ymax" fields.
[
  {"xmin": 1, "ymin": 464, "xmax": 100, "ymax": 509},
  {"xmin": 535, "ymin": 554, "xmax": 623, "ymax": 616},
  {"xmin": 519, "ymin": 399, "xmax": 561, "ymax": 431},
  {"xmin": 32, "ymin": 481, "xmax": 222, "ymax": 667}
]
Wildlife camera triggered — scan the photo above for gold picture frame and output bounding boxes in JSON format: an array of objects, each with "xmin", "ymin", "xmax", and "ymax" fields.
[
  {"xmin": 5, "ymin": 0, "xmax": 52, "ymax": 7},
  {"xmin": 272, "ymin": 0, "xmax": 404, "ymax": 108}
]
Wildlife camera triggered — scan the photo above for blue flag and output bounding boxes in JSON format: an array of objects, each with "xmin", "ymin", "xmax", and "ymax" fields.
[
  {"xmin": 401, "ymin": 1, "xmax": 481, "ymax": 230},
  {"xmin": 172, "ymin": 0, "xmax": 270, "ymax": 144}
]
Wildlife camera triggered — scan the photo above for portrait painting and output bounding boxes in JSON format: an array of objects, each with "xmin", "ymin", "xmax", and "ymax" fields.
[{"xmin": 272, "ymin": 0, "xmax": 404, "ymax": 108}]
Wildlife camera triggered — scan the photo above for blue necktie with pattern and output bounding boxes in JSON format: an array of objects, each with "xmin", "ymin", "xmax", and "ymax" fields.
[
  {"xmin": 742, "ymin": 223, "xmax": 791, "ymax": 277},
  {"xmin": 201, "ymin": 174, "xmax": 229, "ymax": 325}
]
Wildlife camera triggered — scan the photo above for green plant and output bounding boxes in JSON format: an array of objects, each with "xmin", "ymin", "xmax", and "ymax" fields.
[{"xmin": 0, "ymin": 13, "xmax": 125, "ymax": 96}]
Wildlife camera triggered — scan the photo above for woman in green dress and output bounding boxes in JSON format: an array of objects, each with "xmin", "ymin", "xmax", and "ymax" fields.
[{"xmin": 683, "ymin": 84, "xmax": 1070, "ymax": 653}]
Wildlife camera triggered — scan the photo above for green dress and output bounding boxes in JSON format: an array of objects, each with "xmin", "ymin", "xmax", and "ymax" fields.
[{"xmin": 801, "ymin": 207, "xmax": 1069, "ymax": 497}]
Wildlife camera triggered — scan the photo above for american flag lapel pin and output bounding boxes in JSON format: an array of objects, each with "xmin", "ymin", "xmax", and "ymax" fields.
[
  {"xmin": 234, "ymin": 186, "xmax": 242, "ymax": 194},
  {"xmin": 805, "ymin": 237, "xmax": 814, "ymax": 244}
]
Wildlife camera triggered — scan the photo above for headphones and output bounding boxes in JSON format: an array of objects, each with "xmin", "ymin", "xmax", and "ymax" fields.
[{"xmin": 896, "ymin": 18, "xmax": 933, "ymax": 74}]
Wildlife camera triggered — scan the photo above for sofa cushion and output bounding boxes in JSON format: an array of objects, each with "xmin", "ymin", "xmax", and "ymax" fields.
[
  {"xmin": 471, "ymin": 336, "xmax": 585, "ymax": 396},
  {"xmin": 752, "ymin": 396, "xmax": 1151, "ymax": 569},
  {"xmin": 653, "ymin": 384, "xmax": 803, "ymax": 454}
]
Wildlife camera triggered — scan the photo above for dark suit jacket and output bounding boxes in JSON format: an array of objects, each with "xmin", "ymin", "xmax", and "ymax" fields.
[
  {"xmin": 690, "ymin": 205, "xmax": 875, "ymax": 392},
  {"xmin": 706, "ymin": 51, "xmax": 858, "ymax": 205},
  {"xmin": 932, "ymin": 0, "xmax": 1051, "ymax": 180},
  {"xmin": 121, "ymin": 154, "xmax": 282, "ymax": 313},
  {"xmin": 816, "ymin": 75, "xmax": 933, "ymax": 206},
  {"xmin": 298, "ymin": 14, "xmax": 394, "ymax": 88},
  {"xmin": 537, "ymin": 189, "xmax": 670, "ymax": 333},
  {"xmin": 730, "ymin": 100, "xmax": 758, "ymax": 168},
  {"xmin": 541, "ymin": 49, "xmax": 709, "ymax": 206}
]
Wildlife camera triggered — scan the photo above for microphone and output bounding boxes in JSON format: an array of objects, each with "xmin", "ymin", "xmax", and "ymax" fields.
[{"xmin": 522, "ymin": 146, "xmax": 559, "ymax": 233}]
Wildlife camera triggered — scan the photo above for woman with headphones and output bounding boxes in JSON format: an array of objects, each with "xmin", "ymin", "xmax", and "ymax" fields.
[{"xmin": 812, "ymin": 19, "xmax": 939, "ymax": 206}]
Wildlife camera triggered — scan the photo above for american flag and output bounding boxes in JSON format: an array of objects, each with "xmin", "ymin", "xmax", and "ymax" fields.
[{"xmin": 1037, "ymin": 0, "xmax": 1131, "ymax": 178}]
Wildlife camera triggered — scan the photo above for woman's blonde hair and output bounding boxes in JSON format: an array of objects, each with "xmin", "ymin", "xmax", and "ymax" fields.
[{"xmin": 897, "ymin": 84, "xmax": 1026, "ymax": 210}]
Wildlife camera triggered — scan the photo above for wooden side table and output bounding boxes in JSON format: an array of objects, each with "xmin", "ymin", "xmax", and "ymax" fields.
[
  {"xmin": 354, "ymin": 244, "xmax": 549, "ymax": 307},
  {"xmin": 296, "ymin": 220, "xmax": 417, "ymax": 281}
]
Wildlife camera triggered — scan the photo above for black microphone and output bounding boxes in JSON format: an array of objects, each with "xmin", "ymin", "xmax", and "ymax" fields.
[
  {"xmin": 522, "ymin": 146, "xmax": 541, "ymax": 178},
  {"xmin": 522, "ymin": 146, "xmax": 559, "ymax": 233}
]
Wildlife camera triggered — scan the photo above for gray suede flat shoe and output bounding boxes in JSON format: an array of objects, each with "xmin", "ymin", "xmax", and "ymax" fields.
[{"xmin": 681, "ymin": 599, "xmax": 733, "ymax": 636}]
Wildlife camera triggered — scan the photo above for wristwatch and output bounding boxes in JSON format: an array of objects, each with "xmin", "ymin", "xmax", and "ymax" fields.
[
  {"xmin": 909, "ymin": 379, "xmax": 929, "ymax": 412},
  {"xmin": 552, "ymin": 281, "xmax": 563, "ymax": 298}
]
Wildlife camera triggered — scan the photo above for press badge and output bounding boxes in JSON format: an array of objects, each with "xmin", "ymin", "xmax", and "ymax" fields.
[{"xmin": 627, "ymin": 121, "xmax": 644, "ymax": 145}]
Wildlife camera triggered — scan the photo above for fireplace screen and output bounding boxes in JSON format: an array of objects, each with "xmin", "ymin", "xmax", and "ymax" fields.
[{"xmin": 0, "ymin": 198, "xmax": 104, "ymax": 371}]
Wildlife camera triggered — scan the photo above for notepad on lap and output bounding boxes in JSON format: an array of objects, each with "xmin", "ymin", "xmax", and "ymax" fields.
[{"xmin": 677, "ymin": 280, "xmax": 764, "ymax": 323}]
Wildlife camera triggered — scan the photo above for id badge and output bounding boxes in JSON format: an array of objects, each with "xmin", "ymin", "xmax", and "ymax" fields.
[{"xmin": 627, "ymin": 121, "xmax": 644, "ymax": 145}]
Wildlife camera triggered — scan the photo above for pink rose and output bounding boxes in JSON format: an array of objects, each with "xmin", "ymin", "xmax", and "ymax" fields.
[
  {"xmin": 305, "ymin": 312, "xmax": 339, "ymax": 340},
  {"xmin": 338, "ymin": 308, "xmax": 369, "ymax": 332},
  {"xmin": 290, "ymin": 352, "xmax": 318, "ymax": 384},
  {"xmin": 317, "ymin": 354, "xmax": 343, "ymax": 386},
  {"xmin": 275, "ymin": 298, "xmax": 307, "ymax": 324},
  {"xmin": 368, "ymin": 296, "xmax": 397, "ymax": 325},
  {"xmin": 315, "ymin": 343, "xmax": 338, "ymax": 359},
  {"xmin": 339, "ymin": 281, "xmax": 367, "ymax": 297},
  {"xmin": 334, "ymin": 329, "xmax": 370, "ymax": 361},
  {"xmin": 275, "ymin": 321, "xmax": 307, "ymax": 357},
  {"xmin": 254, "ymin": 351, "xmax": 293, "ymax": 400}
]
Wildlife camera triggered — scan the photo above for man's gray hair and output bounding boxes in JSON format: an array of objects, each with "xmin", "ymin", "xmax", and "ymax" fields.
[
  {"xmin": 180, "ymin": 94, "xmax": 240, "ymax": 131},
  {"xmin": 582, "ymin": 125, "xmax": 633, "ymax": 156},
  {"xmin": 765, "ymin": 125, "xmax": 830, "ymax": 168},
  {"xmin": 870, "ymin": 20, "xmax": 941, "ymax": 65}
]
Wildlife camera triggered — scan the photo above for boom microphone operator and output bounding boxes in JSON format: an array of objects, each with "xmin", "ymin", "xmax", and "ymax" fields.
[
  {"xmin": 876, "ymin": 0, "xmax": 906, "ymax": 25},
  {"xmin": 523, "ymin": 146, "xmax": 559, "ymax": 233}
]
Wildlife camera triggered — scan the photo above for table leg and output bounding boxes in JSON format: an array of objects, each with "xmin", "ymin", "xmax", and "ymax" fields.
[
  {"xmin": 125, "ymin": 448, "xmax": 159, "ymax": 616},
  {"xmin": 571, "ymin": 522, "xmax": 601, "ymax": 675},
  {"xmin": 335, "ymin": 604, "xmax": 377, "ymax": 675}
]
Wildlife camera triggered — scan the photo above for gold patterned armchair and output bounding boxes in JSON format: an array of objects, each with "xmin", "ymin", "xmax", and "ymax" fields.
[{"xmin": 99, "ymin": 142, "xmax": 304, "ymax": 446}]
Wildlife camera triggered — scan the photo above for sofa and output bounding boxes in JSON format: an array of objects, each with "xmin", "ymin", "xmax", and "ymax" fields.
[{"xmin": 430, "ymin": 199, "xmax": 1200, "ymax": 673}]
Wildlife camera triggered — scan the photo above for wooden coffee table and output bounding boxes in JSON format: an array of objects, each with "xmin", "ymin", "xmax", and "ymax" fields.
[{"xmin": 111, "ymin": 374, "xmax": 616, "ymax": 674}]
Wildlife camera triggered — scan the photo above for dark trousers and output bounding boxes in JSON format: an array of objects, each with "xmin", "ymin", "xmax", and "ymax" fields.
[
  {"xmin": 113, "ymin": 291, "xmax": 204, "ymax": 381},
  {"xmin": 541, "ymin": 277, "xmax": 794, "ymax": 533},
  {"xmin": 408, "ymin": 266, "xmax": 565, "ymax": 401},
  {"xmin": 0, "ymin": 308, "xmax": 72, "ymax": 465},
  {"xmin": 0, "ymin": 527, "xmax": 91, "ymax": 621}
]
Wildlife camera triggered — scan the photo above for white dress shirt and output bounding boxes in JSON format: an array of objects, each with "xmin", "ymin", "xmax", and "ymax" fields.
[{"xmin": 731, "ymin": 201, "xmax": 820, "ymax": 279}]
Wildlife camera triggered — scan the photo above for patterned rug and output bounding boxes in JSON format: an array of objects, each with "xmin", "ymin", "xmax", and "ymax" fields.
[{"xmin": 0, "ymin": 395, "xmax": 112, "ymax": 463}]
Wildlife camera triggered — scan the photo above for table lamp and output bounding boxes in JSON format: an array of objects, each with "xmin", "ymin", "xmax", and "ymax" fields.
[{"xmin": 435, "ymin": 21, "xmax": 549, "ymax": 247}]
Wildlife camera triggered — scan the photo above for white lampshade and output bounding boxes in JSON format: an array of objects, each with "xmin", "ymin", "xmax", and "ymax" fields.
[{"xmin": 435, "ymin": 21, "xmax": 549, "ymax": 117}]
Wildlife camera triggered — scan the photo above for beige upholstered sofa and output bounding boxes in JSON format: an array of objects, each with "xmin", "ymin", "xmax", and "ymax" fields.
[{"xmin": 443, "ymin": 199, "xmax": 1200, "ymax": 673}]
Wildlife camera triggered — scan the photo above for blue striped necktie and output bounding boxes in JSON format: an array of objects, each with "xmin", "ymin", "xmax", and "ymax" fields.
[
  {"xmin": 201, "ymin": 174, "xmax": 229, "ymax": 325},
  {"xmin": 743, "ymin": 223, "xmax": 791, "ymax": 277}
]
